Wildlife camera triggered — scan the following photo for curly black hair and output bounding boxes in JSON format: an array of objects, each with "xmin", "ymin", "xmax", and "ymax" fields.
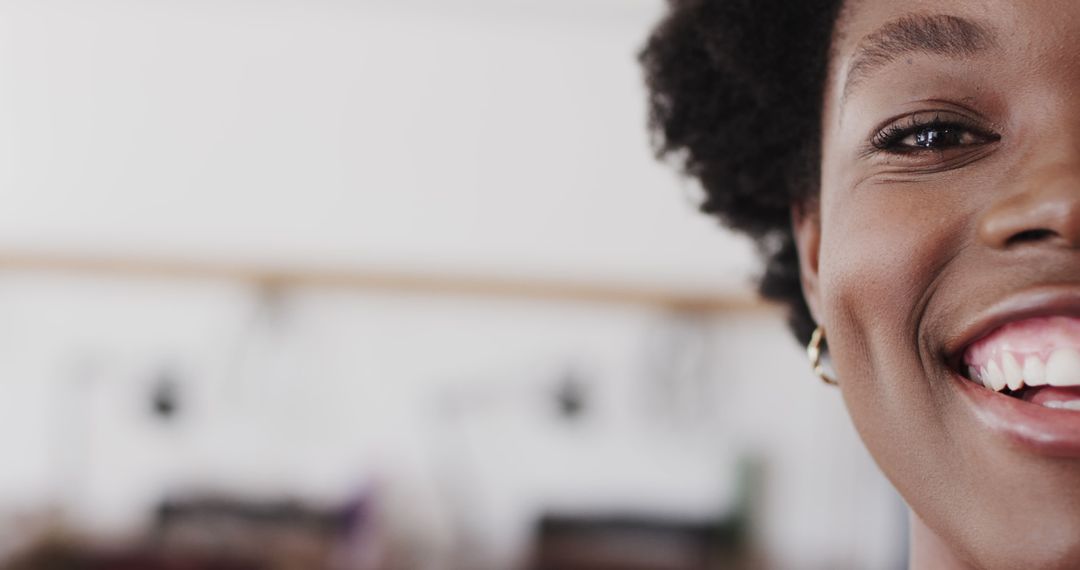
[{"xmin": 641, "ymin": 0, "xmax": 843, "ymax": 344}]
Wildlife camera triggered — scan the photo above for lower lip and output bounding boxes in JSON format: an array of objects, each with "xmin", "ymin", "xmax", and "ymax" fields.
[{"xmin": 954, "ymin": 372, "xmax": 1080, "ymax": 457}]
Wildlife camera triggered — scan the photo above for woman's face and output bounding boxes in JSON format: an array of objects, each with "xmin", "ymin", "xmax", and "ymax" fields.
[{"xmin": 802, "ymin": 0, "xmax": 1080, "ymax": 567}]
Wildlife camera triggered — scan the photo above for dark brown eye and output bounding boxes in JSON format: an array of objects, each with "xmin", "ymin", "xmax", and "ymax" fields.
[
  {"xmin": 902, "ymin": 125, "xmax": 978, "ymax": 149},
  {"xmin": 871, "ymin": 117, "xmax": 999, "ymax": 155}
]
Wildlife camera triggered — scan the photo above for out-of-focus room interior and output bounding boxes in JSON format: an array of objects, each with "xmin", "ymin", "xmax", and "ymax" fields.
[{"xmin": 0, "ymin": 1, "xmax": 907, "ymax": 568}]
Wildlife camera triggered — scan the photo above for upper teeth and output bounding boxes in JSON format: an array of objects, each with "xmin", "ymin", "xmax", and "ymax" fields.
[
  {"xmin": 970, "ymin": 348, "xmax": 1080, "ymax": 391},
  {"xmin": 1023, "ymin": 356, "xmax": 1046, "ymax": 387}
]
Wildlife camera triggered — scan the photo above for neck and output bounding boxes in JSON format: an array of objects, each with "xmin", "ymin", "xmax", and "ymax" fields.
[{"xmin": 909, "ymin": 513, "xmax": 975, "ymax": 570}]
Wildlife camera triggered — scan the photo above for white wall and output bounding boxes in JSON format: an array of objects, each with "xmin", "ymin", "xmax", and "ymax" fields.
[{"xmin": 0, "ymin": 0, "xmax": 756, "ymax": 292}]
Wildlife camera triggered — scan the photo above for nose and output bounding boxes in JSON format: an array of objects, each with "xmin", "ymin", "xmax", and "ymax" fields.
[{"xmin": 979, "ymin": 161, "xmax": 1080, "ymax": 249}]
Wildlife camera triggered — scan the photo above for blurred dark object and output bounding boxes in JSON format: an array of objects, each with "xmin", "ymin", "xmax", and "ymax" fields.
[
  {"xmin": 529, "ymin": 513, "xmax": 759, "ymax": 570},
  {"xmin": 531, "ymin": 457, "xmax": 767, "ymax": 570},
  {"xmin": 3, "ymin": 494, "xmax": 379, "ymax": 570},
  {"xmin": 149, "ymin": 369, "xmax": 182, "ymax": 421},
  {"xmin": 554, "ymin": 369, "xmax": 588, "ymax": 421},
  {"xmin": 154, "ymin": 496, "xmax": 352, "ymax": 536},
  {"xmin": 1, "ymin": 533, "xmax": 260, "ymax": 570},
  {"xmin": 150, "ymin": 494, "xmax": 374, "ymax": 568}
]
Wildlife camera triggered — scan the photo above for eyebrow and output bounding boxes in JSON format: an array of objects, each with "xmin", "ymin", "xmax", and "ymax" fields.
[{"xmin": 843, "ymin": 14, "xmax": 997, "ymax": 100}]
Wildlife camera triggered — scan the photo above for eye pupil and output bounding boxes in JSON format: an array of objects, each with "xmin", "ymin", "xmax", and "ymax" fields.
[
  {"xmin": 914, "ymin": 127, "xmax": 960, "ymax": 148},
  {"xmin": 872, "ymin": 117, "xmax": 999, "ymax": 155}
]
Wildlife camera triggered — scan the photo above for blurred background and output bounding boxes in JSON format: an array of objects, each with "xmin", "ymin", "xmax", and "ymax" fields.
[{"xmin": 0, "ymin": 0, "xmax": 907, "ymax": 568}]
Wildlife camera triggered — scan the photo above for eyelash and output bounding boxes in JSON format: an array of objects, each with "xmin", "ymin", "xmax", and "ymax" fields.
[{"xmin": 869, "ymin": 113, "xmax": 1000, "ymax": 155}]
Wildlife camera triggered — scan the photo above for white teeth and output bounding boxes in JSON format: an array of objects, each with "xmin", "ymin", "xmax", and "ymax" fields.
[
  {"xmin": 1042, "ymin": 400, "xmax": 1080, "ymax": 411},
  {"xmin": 1003, "ymin": 353, "xmax": 1024, "ymax": 391},
  {"xmin": 1046, "ymin": 348, "xmax": 1080, "ymax": 387},
  {"xmin": 1023, "ymin": 356, "xmax": 1047, "ymax": 387},
  {"xmin": 987, "ymin": 360, "xmax": 1007, "ymax": 391},
  {"xmin": 967, "ymin": 349, "xmax": 1080, "ymax": 392}
]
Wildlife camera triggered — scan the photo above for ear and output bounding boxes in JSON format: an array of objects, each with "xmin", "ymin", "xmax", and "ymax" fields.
[{"xmin": 791, "ymin": 200, "xmax": 823, "ymax": 325}]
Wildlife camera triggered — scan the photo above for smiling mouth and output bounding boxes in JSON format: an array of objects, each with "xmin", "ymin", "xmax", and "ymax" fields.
[{"xmin": 958, "ymin": 315, "xmax": 1080, "ymax": 409}]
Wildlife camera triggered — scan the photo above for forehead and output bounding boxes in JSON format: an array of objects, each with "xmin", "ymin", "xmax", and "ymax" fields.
[
  {"xmin": 832, "ymin": 0, "xmax": 1080, "ymax": 82},
  {"xmin": 822, "ymin": 0, "xmax": 1080, "ymax": 129}
]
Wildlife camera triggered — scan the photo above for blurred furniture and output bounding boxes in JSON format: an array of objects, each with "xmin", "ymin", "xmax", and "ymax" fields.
[{"xmin": 530, "ymin": 513, "xmax": 756, "ymax": 570}]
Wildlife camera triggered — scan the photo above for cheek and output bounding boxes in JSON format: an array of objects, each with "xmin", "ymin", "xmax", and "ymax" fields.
[
  {"xmin": 819, "ymin": 189, "xmax": 957, "ymax": 373},
  {"xmin": 816, "ymin": 187, "xmax": 966, "ymax": 475}
]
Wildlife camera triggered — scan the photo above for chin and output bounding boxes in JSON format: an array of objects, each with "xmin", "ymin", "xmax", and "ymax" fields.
[{"xmin": 964, "ymin": 516, "xmax": 1080, "ymax": 570}]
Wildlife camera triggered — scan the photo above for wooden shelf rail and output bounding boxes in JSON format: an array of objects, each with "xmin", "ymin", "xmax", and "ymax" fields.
[{"xmin": 0, "ymin": 250, "xmax": 768, "ymax": 313}]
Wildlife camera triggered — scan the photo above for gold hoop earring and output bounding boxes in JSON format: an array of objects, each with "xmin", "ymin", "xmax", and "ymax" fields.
[{"xmin": 807, "ymin": 325, "xmax": 838, "ymax": 386}]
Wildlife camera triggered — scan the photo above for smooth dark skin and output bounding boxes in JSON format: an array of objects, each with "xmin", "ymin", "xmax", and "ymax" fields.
[{"xmin": 794, "ymin": 1, "xmax": 1080, "ymax": 568}]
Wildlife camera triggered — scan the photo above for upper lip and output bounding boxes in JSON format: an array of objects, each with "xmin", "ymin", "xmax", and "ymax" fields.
[{"xmin": 943, "ymin": 285, "xmax": 1080, "ymax": 367}]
